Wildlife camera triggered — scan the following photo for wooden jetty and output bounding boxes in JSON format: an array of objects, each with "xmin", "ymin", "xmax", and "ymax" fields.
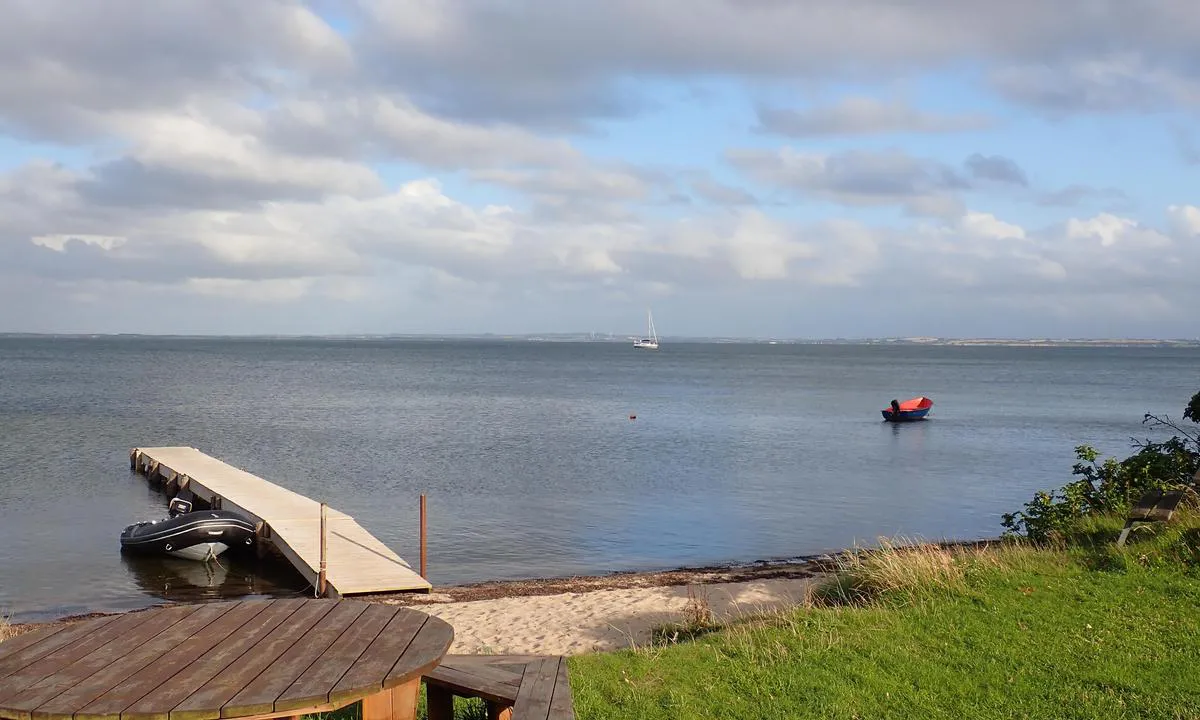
[{"xmin": 129, "ymin": 446, "xmax": 431, "ymax": 597}]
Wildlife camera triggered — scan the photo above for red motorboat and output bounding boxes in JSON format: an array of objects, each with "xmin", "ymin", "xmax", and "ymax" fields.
[{"xmin": 882, "ymin": 396, "xmax": 933, "ymax": 422}]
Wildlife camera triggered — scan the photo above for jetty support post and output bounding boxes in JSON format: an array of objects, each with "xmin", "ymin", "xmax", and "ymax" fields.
[
  {"xmin": 318, "ymin": 502, "xmax": 328, "ymax": 597},
  {"xmin": 419, "ymin": 494, "xmax": 427, "ymax": 579}
]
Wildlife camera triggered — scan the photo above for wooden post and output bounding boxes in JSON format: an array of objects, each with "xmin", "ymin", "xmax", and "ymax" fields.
[
  {"xmin": 318, "ymin": 502, "xmax": 328, "ymax": 598},
  {"xmin": 419, "ymin": 494, "xmax": 427, "ymax": 579},
  {"xmin": 363, "ymin": 680, "xmax": 420, "ymax": 720},
  {"xmin": 487, "ymin": 703, "xmax": 513, "ymax": 720}
]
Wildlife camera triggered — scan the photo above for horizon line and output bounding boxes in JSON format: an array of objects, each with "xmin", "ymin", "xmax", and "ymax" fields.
[{"xmin": 1, "ymin": 332, "xmax": 1198, "ymax": 345}]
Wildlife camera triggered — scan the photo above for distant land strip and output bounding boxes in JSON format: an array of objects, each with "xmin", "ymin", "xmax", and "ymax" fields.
[{"xmin": 1, "ymin": 333, "xmax": 1198, "ymax": 348}]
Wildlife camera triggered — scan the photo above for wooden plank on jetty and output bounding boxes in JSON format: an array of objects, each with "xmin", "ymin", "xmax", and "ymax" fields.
[{"xmin": 129, "ymin": 446, "xmax": 431, "ymax": 597}]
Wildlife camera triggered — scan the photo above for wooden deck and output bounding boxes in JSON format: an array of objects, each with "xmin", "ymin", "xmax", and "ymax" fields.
[
  {"xmin": 130, "ymin": 447, "xmax": 431, "ymax": 597},
  {"xmin": 0, "ymin": 599, "xmax": 453, "ymax": 720}
]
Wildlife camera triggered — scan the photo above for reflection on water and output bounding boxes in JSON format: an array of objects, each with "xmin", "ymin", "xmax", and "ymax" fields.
[{"xmin": 120, "ymin": 550, "xmax": 310, "ymax": 605}]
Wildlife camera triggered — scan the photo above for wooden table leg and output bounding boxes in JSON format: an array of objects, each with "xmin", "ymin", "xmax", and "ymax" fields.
[
  {"xmin": 425, "ymin": 684, "xmax": 454, "ymax": 720},
  {"xmin": 362, "ymin": 679, "xmax": 420, "ymax": 720},
  {"xmin": 487, "ymin": 701, "xmax": 513, "ymax": 720}
]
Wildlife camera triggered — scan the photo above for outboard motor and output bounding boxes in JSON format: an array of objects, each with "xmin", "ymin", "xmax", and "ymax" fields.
[
  {"xmin": 890, "ymin": 399, "xmax": 901, "ymax": 415},
  {"xmin": 168, "ymin": 497, "xmax": 193, "ymax": 518}
]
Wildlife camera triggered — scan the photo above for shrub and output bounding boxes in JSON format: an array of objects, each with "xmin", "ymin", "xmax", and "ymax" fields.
[{"xmin": 1002, "ymin": 391, "xmax": 1200, "ymax": 542}]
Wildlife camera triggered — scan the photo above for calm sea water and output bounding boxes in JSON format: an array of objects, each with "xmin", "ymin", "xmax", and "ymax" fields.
[{"xmin": 1, "ymin": 337, "xmax": 1195, "ymax": 621}]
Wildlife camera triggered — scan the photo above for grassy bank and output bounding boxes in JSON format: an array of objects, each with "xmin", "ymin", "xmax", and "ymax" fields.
[
  {"xmin": 7, "ymin": 519, "xmax": 1197, "ymax": 720},
  {"xmin": 570, "ymin": 523, "xmax": 1200, "ymax": 719}
]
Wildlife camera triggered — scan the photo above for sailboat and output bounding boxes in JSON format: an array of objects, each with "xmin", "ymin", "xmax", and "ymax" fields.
[{"xmin": 633, "ymin": 310, "xmax": 659, "ymax": 350}]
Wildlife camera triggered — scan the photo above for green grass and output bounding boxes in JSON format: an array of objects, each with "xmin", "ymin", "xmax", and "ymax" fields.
[
  {"xmin": 1062, "ymin": 511, "xmax": 1200, "ymax": 573},
  {"xmin": 300, "ymin": 518, "xmax": 1200, "ymax": 719},
  {"xmin": 569, "ymin": 535, "xmax": 1200, "ymax": 719}
]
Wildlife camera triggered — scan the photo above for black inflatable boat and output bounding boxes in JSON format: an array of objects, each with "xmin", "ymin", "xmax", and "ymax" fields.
[{"xmin": 120, "ymin": 498, "xmax": 256, "ymax": 562}]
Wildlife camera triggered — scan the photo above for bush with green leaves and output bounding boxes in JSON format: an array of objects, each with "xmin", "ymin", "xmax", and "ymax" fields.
[{"xmin": 1002, "ymin": 391, "xmax": 1200, "ymax": 542}]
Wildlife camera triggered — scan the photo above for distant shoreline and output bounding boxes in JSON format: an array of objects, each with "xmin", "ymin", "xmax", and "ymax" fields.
[{"xmin": 1, "ymin": 333, "xmax": 1198, "ymax": 348}]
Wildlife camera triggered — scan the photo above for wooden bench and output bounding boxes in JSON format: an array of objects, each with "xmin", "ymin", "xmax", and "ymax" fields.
[
  {"xmin": 424, "ymin": 654, "xmax": 573, "ymax": 720},
  {"xmin": 1116, "ymin": 488, "xmax": 1190, "ymax": 546}
]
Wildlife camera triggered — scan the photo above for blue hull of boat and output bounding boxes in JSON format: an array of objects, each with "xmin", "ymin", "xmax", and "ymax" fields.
[{"xmin": 882, "ymin": 408, "xmax": 931, "ymax": 422}]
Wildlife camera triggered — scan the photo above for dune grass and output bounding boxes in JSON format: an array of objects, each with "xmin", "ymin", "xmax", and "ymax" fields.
[{"xmin": 569, "ymin": 526, "xmax": 1200, "ymax": 719}]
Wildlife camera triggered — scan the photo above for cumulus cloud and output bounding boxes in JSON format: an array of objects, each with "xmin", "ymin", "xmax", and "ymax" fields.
[
  {"xmin": 1065, "ymin": 213, "xmax": 1159, "ymax": 248},
  {"xmin": 1, "ymin": 0, "xmax": 1198, "ymax": 337},
  {"xmin": 0, "ymin": 154, "xmax": 890, "ymax": 300},
  {"xmin": 76, "ymin": 110, "xmax": 384, "ymax": 211},
  {"xmin": 1167, "ymin": 204, "xmax": 1200, "ymax": 237},
  {"xmin": 725, "ymin": 148, "xmax": 1056, "ymax": 217},
  {"xmin": 0, "ymin": 0, "xmax": 353, "ymax": 141},
  {"xmin": 352, "ymin": 0, "xmax": 1200, "ymax": 123},
  {"xmin": 260, "ymin": 94, "xmax": 579, "ymax": 169},
  {"xmin": 757, "ymin": 97, "xmax": 991, "ymax": 137},
  {"xmin": 727, "ymin": 147, "xmax": 975, "ymax": 215},
  {"xmin": 895, "ymin": 206, "xmax": 1198, "ymax": 304},
  {"xmin": 991, "ymin": 54, "xmax": 1200, "ymax": 114}
]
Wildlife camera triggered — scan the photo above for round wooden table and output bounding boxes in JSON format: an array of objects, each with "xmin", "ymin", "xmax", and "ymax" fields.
[{"xmin": 0, "ymin": 599, "xmax": 453, "ymax": 720}]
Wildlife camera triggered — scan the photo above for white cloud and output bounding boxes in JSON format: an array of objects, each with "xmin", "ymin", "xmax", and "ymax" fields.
[
  {"xmin": 1065, "ymin": 213, "xmax": 1171, "ymax": 249},
  {"xmin": 727, "ymin": 147, "xmax": 972, "ymax": 215},
  {"xmin": 110, "ymin": 109, "xmax": 384, "ymax": 201},
  {"xmin": 723, "ymin": 210, "xmax": 815, "ymax": 281},
  {"xmin": 959, "ymin": 211, "xmax": 1027, "ymax": 241},
  {"xmin": 992, "ymin": 54, "xmax": 1200, "ymax": 114},
  {"xmin": 1066, "ymin": 214, "xmax": 1133, "ymax": 247},
  {"xmin": 353, "ymin": 0, "xmax": 1200, "ymax": 122},
  {"xmin": 259, "ymin": 94, "xmax": 579, "ymax": 169},
  {"xmin": 1, "ymin": 1, "xmax": 1199, "ymax": 337},
  {"xmin": 1168, "ymin": 204, "xmax": 1200, "ymax": 237},
  {"xmin": 4, "ymin": 170, "xmax": 1199, "ymax": 335},
  {"xmin": 895, "ymin": 206, "xmax": 1200, "ymax": 300},
  {"xmin": 31, "ymin": 234, "xmax": 127, "ymax": 252}
]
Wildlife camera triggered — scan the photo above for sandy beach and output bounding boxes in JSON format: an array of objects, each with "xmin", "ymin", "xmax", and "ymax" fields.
[{"xmin": 386, "ymin": 575, "xmax": 819, "ymax": 655}]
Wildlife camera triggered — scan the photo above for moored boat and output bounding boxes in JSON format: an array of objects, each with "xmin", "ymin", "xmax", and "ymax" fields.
[
  {"xmin": 882, "ymin": 396, "xmax": 933, "ymax": 422},
  {"xmin": 120, "ymin": 498, "xmax": 256, "ymax": 562}
]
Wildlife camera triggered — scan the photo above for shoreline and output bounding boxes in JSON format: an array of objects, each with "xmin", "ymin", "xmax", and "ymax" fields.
[
  {"xmin": 3, "ymin": 557, "xmax": 830, "ymax": 636},
  {"xmin": 4, "ymin": 537, "xmax": 1005, "ymax": 644},
  {"xmin": 3, "ymin": 558, "xmax": 831, "ymax": 656}
]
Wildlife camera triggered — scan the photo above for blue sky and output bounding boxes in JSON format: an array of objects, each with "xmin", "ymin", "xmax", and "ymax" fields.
[{"xmin": 1, "ymin": 1, "xmax": 1198, "ymax": 338}]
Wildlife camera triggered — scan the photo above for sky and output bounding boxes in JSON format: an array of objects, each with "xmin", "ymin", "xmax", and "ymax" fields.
[{"xmin": 1, "ymin": 1, "xmax": 1199, "ymax": 339}]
